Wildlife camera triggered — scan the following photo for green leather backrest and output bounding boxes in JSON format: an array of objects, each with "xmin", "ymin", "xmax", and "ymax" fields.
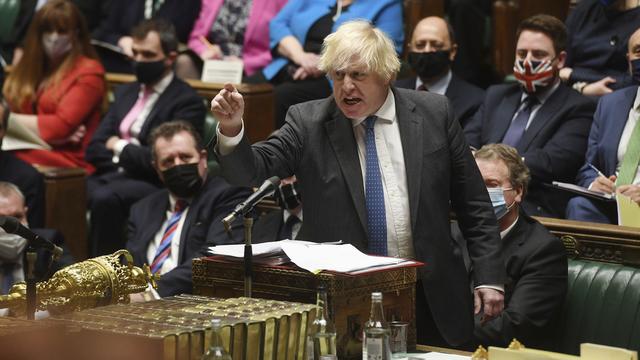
[
  {"xmin": 554, "ymin": 259, "xmax": 640, "ymax": 355},
  {"xmin": 0, "ymin": 0, "xmax": 20, "ymax": 43}
]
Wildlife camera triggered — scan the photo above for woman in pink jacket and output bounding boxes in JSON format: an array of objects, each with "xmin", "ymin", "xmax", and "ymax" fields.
[{"xmin": 176, "ymin": 0, "xmax": 288, "ymax": 79}]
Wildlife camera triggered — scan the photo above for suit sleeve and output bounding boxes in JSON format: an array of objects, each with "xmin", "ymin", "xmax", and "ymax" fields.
[
  {"xmin": 576, "ymin": 96, "xmax": 606, "ymax": 187},
  {"xmin": 118, "ymin": 89, "xmax": 206, "ymax": 180},
  {"xmin": 217, "ymin": 106, "xmax": 304, "ymax": 187},
  {"xmin": 447, "ymin": 99, "xmax": 505, "ymax": 286},
  {"xmin": 522, "ymin": 97, "xmax": 595, "ymax": 183},
  {"xmin": 474, "ymin": 233, "xmax": 568, "ymax": 347}
]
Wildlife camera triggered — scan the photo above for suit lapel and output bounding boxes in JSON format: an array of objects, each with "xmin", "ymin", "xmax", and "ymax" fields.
[
  {"xmin": 490, "ymin": 90, "xmax": 521, "ymax": 143},
  {"xmin": 394, "ymin": 88, "xmax": 423, "ymax": 230},
  {"xmin": 140, "ymin": 194, "xmax": 171, "ymax": 263},
  {"xmin": 516, "ymin": 85, "xmax": 566, "ymax": 152},
  {"xmin": 324, "ymin": 105, "xmax": 367, "ymax": 233},
  {"xmin": 140, "ymin": 78, "xmax": 176, "ymax": 138}
]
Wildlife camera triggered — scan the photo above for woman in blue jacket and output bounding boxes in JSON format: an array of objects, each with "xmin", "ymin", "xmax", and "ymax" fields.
[{"xmin": 261, "ymin": 0, "xmax": 404, "ymax": 128}]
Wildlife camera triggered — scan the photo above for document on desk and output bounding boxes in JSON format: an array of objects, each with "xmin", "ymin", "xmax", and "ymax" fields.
[
  {"xmin": 208, "ymin": 239, "xmax": 324, "ymax": 258},
  {"xmin": 1, "ymin": 113, "xmax": 51, "ymax": 151},
  {"xmin": 617, "ymin": 193, "xmax": 640, "ymax": 228},
  {"xmin": 407, "ymin": 353, "xmax": 469, "ymax": 360}
]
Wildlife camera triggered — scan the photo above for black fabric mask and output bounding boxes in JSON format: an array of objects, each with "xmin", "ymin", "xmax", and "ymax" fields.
[
  {"xmin": 133, "ymin": 59, "xmax": 167, "ymax": 85},
  {"xmin": 407, "ymin": 50, "xmax": 452, "ymax": 80},
  {"xmin": 161, "ymin": 163, "xmax": 203, "ymax": 198},
  {"xmin": 274, "ymin": 182, "xmax": 302, "ymax": 210}
]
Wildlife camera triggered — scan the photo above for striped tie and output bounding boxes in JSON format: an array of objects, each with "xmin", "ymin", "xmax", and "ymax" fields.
[
  {"xmin": 364, "ymin": 116, "xmax": 387, "ymax": 255},
  {"xmin": 150, "ymin": 200, "xmax": 186, "ymax": 274}
]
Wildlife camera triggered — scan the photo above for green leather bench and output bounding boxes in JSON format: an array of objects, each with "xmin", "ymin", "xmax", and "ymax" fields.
[{"xmin": 553, "ymin": 259, "xmax": 640, "ymax": 355}]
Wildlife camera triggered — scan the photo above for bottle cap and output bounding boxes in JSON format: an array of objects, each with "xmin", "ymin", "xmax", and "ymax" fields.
[
  {"xmin": 371, "ymin": 292, "xmax": 382, "ymax": 300},
  {"xmin": 210, "ymin": 318, "xmax": 222, "ymax": 328}
]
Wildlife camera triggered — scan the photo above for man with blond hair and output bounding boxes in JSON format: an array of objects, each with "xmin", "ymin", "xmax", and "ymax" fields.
[{"xmin": 211, "ymin": 20, "xmax": 505, "ymax": 349}]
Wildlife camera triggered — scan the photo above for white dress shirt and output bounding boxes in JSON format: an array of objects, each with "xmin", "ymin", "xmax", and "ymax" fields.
[
  {"xmin": 146, "ymin": 195, "xmax": 189, "ymax": 275},
  {"xmin": 415, "ymin": 70, "xmax": 452, "ymax": 95},
  {"xmin": 113, "ymin": 72, "xmax": 175, "ymax": 161},
  {"xmin": 616, "ymin": 87, "xmax": 640, "ymax": 185},
  {"xmin": 283, "ymin": 209, "xmax": 304, "ymax": 240},
  {"xmin": 514, "ymin": 79, "xmax": 561, "ymax": 130}
]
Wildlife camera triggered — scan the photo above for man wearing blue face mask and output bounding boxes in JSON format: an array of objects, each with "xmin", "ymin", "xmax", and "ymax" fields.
[
  {"xmin": 566, "ymin": 27, "xmax": 640, "ymax": 224},
  {"xmin": 465, "ymin": 14, "xmax": 596, "ymax": 219},
  {"xmin": 86, "ymin": 19, "xmax": 206, "ymax": 257},
  {"xmin": 454, "ymin": 143, "xmax": 567, "ymax": 348}
]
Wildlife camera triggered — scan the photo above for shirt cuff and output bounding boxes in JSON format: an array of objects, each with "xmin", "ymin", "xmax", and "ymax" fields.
[
  {"xmin": 147, "ymin": 284, "xmax": 161, "ymax": 300},
  {"xmin": 111, "ymin": 139, "xmax": 130, "ymax": 164},
  {"xmin": 216, "ymin": 120, "xmax": 244, "ymax": 156},
  {"xmin": 475, "ymin": 284, "xmax": 504, "ymax": 293}
]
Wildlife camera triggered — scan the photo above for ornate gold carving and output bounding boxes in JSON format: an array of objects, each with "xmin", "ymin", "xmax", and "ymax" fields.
[
  {"xmin": 561, "ymin": 235, "xmax": 579, "ymax": 259},
  {"xmin": 471, "ymin": 345, "xmax": 488, "ymax": 359},
  {"xmin": 508, "ymin": 338, "xmax": 525, "ymax": 350},
  {"xmin": 0, "ymin": 250, "xmax": 155, "ymax": 316}
]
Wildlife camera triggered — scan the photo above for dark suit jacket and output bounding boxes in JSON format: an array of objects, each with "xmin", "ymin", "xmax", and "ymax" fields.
[
  {"xmin": 465, "ymin": 82, "xmax": 596, "ymax": 218},
  {"xmin": 126, "ymin": 176, "xmax": 251, "ymax": 297},
  {"xmin": 217, "ymin": 87, "xmax": 505, "ymax": 346},
  {"xmin": 252, "ymin": 210, "xmax": 284, "ymax": 244},
  {"xmin": 86, "ymin": 76, "xmax": 205, "ymax": 182},
  {"xmin": 0, "ymin": 151, "xmax": 45, "ymax": 228},
  {"xmin": 576, "ymin": 85, "xmax": 638, "ymax": 187},
  {"xmin": 471, "ymin": 212, "xmax": 567, "ymax": 348},
  {"xmin": 395, "ymin": 73, "xmax": 485, "ymax": 128},
  {"xmin": 93, "ymin": 0, "xmax": 201, "ymax": 44}
]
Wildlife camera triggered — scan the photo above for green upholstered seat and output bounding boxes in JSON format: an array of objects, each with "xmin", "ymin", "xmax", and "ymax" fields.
[
  {"xmin": 0, "ymin": 0, "xmax": 20, "ymax": 43},
  {"xmin": 554, "ymin": 259, "xmax": 640, "ymax": 355}
]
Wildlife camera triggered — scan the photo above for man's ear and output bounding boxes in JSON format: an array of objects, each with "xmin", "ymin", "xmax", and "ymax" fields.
[
  {"xmin": 449, "ymin": 43, "xmax": 458, "ymax": 62},
  {"xmin": 514, "ymin": 185, "xmax": 524, "ymax": 204},
  {"xmin": 556, "ymin": 50, "xmax": 567, "ymax": 69}
]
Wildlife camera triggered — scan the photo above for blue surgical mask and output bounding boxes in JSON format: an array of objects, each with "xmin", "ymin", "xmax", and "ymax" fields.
[
  {"xmin": 631, "ymin": 58, "xmax": 640, "ymax": 85},
  {"xmin": 487, "ymin": 187, "xmax": 514, "ymax": 220}
]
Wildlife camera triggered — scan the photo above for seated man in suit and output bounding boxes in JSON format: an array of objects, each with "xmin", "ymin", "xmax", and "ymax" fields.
[
  {"xmin": 462, "ymin": 144, "xmax": 567, "ymax": 348},
  {"xmin": 252, "ymin": 176, "xmax": 303, "ymax": 243},
  {"xmin": 0, "ymin": 96, "xmax": 45, "ymax": 228},
  {"xmin": 212, "ymin": 20, "xmax": 505, "ymax": 349},
  {"xmin": 86, "ymin": 19, "xmax": 206, "ymax": 257},
  {"xmin": 395, "ymin": 16, "xmax": 484, "ymax": 128},
  {"xmin": 566, "ymin": 27, "xmax": 640, "ymax": 224},
  {"xmin": 127, "ymin": 121, "xmax": 250, "ymax": 300},
  {"xmin": 465, "ymin": 14, "xmax": 595, "ymax": 218}
]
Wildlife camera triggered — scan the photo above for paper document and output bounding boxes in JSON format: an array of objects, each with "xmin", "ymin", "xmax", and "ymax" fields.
[
  {"xmin": 616, "ymin": 193, "xmax": 640, "ymax": 228},
  {"xmin": 406, "ymin": 352, "xmax": 470, "ymax": 360},
  {"xmin": 208, "ymin": 239, "xmax": 342, "ymax": 258},
  {"xmin": 550, "ymin": 181, "xmax": 615, "ymax": 201},
  {"xmin": 1, "ymin": 113, "xmax": 51, "ymax": 151},
  {"xmin": 201, "ymin": 59, "xmax": 244, "ymax": 84}
]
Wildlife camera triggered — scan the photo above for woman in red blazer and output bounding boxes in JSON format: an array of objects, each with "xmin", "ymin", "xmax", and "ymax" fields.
[{"xmin": 3, "ymin": 0, "xmax": 105, "ymax": 174}]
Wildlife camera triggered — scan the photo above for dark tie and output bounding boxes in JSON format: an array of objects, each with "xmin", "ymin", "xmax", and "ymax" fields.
[
  {"xmin": 364, "ymin": 116, "xmax": 387, "ymax": 255},
  {"xmin": 279, "ymin": 215, "xmax": 300, "ymax": 240},
  {"xmin": 502, "ymin": 96, "xmax": 539, "ymax": 147}
]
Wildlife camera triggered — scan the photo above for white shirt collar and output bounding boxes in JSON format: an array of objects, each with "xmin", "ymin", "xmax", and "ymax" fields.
[
  {"xmin": 415, "ymin": 70, "xmax": 452, "ymax": 96},
  {"xmin": 500, "ymin": 215, "xmax": 519, "ymax": 239},
  {"xmin": 351, "ymin": 88, "xmax": 396, "ymax": 127},
  {"xmin": 634, "ymin": 86, "xmax": 640, "ymax": 110},
  {"xmin": 283, "ymin": 208, "xmax": 303, "ymax": 223},
  {"xmin": 520, "ymin": 78, "xmax": 561, "ymax": 105}
]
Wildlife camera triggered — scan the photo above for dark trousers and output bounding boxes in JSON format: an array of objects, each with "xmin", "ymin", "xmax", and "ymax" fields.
[{"xmin": 87, "ymin": 172, "xmax": 159, "ymax": 257}]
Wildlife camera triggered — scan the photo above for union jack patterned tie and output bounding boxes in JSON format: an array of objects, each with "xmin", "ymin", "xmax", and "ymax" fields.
[{"xmin": 150, "ymin": 200, "xmax": 187, "ymax": 274}]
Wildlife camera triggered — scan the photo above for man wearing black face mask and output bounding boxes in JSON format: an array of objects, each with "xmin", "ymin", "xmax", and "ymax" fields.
[
  {"xmin": 396, "ymin": 16, "xmax": 484, "ymax": 128},
  {"xmin": 126, "ymin": 121, "xmax": 250, "ymax": 300},
  {"xmin": 86, "ymin": 19, "xmax": 206, "ymax": 256},
  {"xmin": 252, "ymin": 176, "xmax": 303, "ymax": 243},
  {"xmin": 465, "ymin": 14, "xmax": 596, "ymax": 219}
]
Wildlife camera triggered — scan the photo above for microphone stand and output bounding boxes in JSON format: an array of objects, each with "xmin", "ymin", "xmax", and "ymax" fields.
[
  {"xmin": 25, "ymin": 245, "xmax": 37, "ymax": 320},
  {"xmin": 243, "ymin": 213, "xmax": 254, "ymax": 298}
]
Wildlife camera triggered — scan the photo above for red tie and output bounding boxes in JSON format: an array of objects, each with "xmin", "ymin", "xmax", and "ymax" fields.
[{"xmin": 119, "ymin": 87, "xmax": 152, "ymax": 140}]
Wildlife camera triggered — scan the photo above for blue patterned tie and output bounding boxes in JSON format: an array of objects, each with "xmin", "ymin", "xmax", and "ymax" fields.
[
  {"xmin": 364, "ymin": 116, "xmax": 387, "ymax": 255},
  {"xmin": 502, "ymin": 96, "xmax": 538, "ymax": 147},
  {"xmin": 150, "ymin": 200, "xmax": 187, "ymax": 274}
]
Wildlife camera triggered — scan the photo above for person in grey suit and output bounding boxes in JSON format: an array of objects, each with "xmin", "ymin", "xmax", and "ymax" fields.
[{"xmin": 211, "ymin": 20, "xmax": 505, "ymax": 349}]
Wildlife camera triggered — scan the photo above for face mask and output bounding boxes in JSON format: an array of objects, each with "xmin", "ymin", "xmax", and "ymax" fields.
[
  {"xmin": 487, "ymin": 187, "xmax": 515, "ymax": 220},
  {"xmin": 407, "ymin": 50, "xmax": 452, "ymax": 80},
  {"xmin": 0, "ymin": 228, "xmax": 27, "ymax": 261},
  {"xmin": 599, "ymin": 0, "xmax": 617, "ymax": 6},
  {"xmin": 42, "ymin": 32, "xmax": 72, "ymax": 61},
  {"xmin": 513, "ymin": 58, "xmax": 556, "ymax": 94},
  {"xmin": 630, "ymin": 58, "xmax": 640, "ymax": 84},
  {"xmin": 133, "ymin": 59, "xmax": 167, "ymax": 85},
  {"xmin": 161, "ymin": 163, "xmax": 203, "ymax": 198},
  {"xmin": 274, "ymin": 182, "xmax": 302, "ymax": 210}
]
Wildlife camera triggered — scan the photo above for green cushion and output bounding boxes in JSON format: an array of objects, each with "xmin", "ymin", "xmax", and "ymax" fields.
[
  {"xmin": 554, "ymin": 259, "xmax": 640, "ymax": 354},
  {"xmin": 0, "ymin": 0, "xmax": 20, "ymax": 43}
]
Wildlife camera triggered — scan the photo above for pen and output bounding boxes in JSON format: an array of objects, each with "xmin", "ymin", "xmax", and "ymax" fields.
[{"xmin": 587, "ymin": 163, "xmax": 606, "ymax": 179}]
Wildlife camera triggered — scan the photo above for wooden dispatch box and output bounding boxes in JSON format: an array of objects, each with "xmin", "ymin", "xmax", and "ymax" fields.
[{"xmin": 192, "ymin": 256, "xmax": 420, "ymax": 359}]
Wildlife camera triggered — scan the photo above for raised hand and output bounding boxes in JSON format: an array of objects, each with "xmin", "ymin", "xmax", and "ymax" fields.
[{"xmin": 211, "ymin": 83, "xmax": 245, "ymax": 137}]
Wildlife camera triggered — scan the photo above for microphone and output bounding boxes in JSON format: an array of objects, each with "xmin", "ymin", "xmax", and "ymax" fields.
[
  {"xmin": 222, "ymin": 176, "xmax": 280, "ymax": 231},
  {"xmin": 0, "ymin": 216, "xmax": 63, "ymax": 261}
]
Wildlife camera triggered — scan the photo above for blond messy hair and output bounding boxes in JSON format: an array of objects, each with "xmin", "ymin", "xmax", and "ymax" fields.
[{"xmin": 318, "ymin": 20, "xmax": 401, "ymax": 82}]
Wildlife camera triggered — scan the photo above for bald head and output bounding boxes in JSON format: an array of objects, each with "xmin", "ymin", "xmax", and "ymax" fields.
[
  {"xmin": 629, "ymin": 27, "xmax": 640, "ymax": 61},
  {"xmin": 410, "ymin": 16, "xmax": 456, "ymax": 54}
]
